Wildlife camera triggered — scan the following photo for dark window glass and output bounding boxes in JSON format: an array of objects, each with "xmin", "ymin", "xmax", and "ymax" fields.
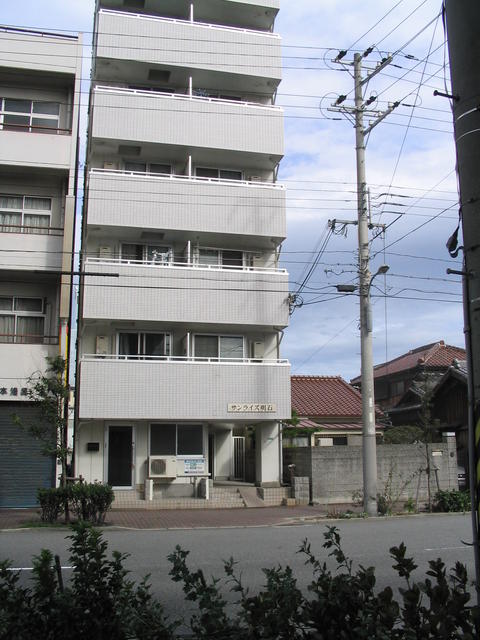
[
  {"xmin": 151, "ymin": 423, "xmax": 176, "ymax": 455},
  {"xmin": 32, "ymin": 101, "xmax": 59, "ymax": 115},
  {"xmin": 150, "ymin": 163, "xmax": 171, "ymax": 174},
  {"xmin": 194, "ymin": 335, "xmax": 218, "ymax": 358},
  {"xmin": 145, "ymin": 333, "xmax": 166, "ymax": 357},
  {"xmin": 177, "ymin": 424, "xmax": 203, "ymax": 455},
  {"xmin": 332, "ymin": 436, "xmax": 348, "ymax": 446},
  {"xmin": 125, "ymin": 161, "xmax": 147, "ymax": 172},
  {"xmin": 219, "ymin": 170, "xmax": 242, "ymax": 180},
  {"xmin": 4, "ymin": 99, "xmax": 31, "ymax": 113},
  {"xmin": 3, "ymin": 114, "xmax": 29, "ymax": 130},
  {"xmin": 195, "ymin": 167, "xmax": 218, "ymax": 178},
  {"xmin": 118, "ymin": 333, "xmax": 139, "ymax": 357},
  {"xmin": 222, "ymin": 250, "xmax": 243, "ymax": 267}
]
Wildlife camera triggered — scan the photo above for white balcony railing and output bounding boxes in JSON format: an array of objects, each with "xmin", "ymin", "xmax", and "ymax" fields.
[
  {"xmin": 82, "ymin": 354, "xmax": 289, "ymax": 365},
  {"xmin": 99, "ymin": 8, "xmax": 281, "ymax": 39},
  {"xmin": 94, "ymin": 85, "xmax": 282, "ymax": 113},
  {"xmin": 85, "ymin": 256, "xmax": 286, "ymax": 275},
  {"xmin": 89, "ymin": 167, "xmax": 285, "ymax": 190}
]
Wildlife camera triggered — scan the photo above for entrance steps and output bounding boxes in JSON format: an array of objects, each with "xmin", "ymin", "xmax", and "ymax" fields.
[{"xmin": 112, "ymin": 484, "xmax": 291, "ymax": 510}]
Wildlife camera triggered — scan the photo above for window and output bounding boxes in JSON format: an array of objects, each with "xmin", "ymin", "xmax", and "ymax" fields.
[
  {"xmin": 195, "ymin": 167, "xmax": 243, "ymax": 181},
  {"xmin": 121, "ymin": 243, "xmax": 172, "ymax": 264},
  {"xmin": 118, "ymin": 332, "xmax": 171, "ymax": 359},
  {"xmin": 0, "ymin": 296, "xmax": 45, "ymax": 344},
  {"xmin": 0, "ymin": 194, "xmax": 51, "ymax": 233},
  {"xmin": 124, "ymin": 161, "xmax": 171, "ymax": 175},
  {"xmin": 194, "ymin": 335, "xmax": 244, "ymax": 360},
  {"xmin": 196, "ymin": 248, "xmax": 243, "ymax": 268},
  {"xmin": 391, "ymin": 380, "xmax": 405, "ymax": 396},
  {"xmin": 0, "ymin": 98, "xmax": 60, "ymax": 133},
  {"xmin": 150, "ymin": 423, "xmax": 203, "ymax": 456}
]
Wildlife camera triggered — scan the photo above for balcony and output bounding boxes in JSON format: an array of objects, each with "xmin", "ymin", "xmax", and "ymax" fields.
[
  {"xmin": 0, "ymin": 128, "xmax": 72, "ymax": 171},
  {"xmin": 82, "ymin": 258, "xmax": 289, "ymax": 327},
  {"xmin": 78, "ymin": 355, "xmax": 291, "ymax": 421},
  {"xmin": 0, "ymin": 228, "xmax": 64, "ymax": 271},
  {"xmin": 87, "ymin": 169, "xmax": 286, "ymax": 242},
  {"xmin": 1, "ymin": 27, "xmax": 81, "ymax": 75},
  {"xmin": 96, "ymin": 9, "xmax": 281, "ymax": 83},
  {"xmin": 91, "ymin": 87, "xmax": 283, "ymax": 161}
]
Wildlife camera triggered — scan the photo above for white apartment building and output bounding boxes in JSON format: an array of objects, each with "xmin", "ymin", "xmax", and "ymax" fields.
[
  {"xmin": 0, "ymin": 27, "xmax": 82, "ymax": 506},
  {"xmin": 76, "ymin": 0, "xmax": 290, "ymax": 500}
]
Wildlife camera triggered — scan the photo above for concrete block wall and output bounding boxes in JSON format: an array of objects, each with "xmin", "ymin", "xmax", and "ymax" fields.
[
  {"xmin": 283, "ymin": 438, "xmax": 458, "ymax": 506},
  {"xmin": 292, "ymin": 477, "xmax": 310, "ymax": 505}
]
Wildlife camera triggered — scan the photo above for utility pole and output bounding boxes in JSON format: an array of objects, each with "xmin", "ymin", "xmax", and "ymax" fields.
[
  {"xmin": 329, "ymin": 50, "xmax": 397, "ymax": 516},
  {"xmin": 354, "ymin": 53, "xmax": 377, "ymax": 517},
  {"xmin": 444, "ymin": 0, "xmax": 480, "ymax": 597}
]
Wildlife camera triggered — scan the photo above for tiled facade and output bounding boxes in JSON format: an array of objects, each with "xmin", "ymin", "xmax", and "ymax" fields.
[
  {"xmin": 76, "ymin": 0, "xmax": 290, "ymax": 499},
  {"xmin": 0, "ymin": 27, "xmax": 82, "ymax": 505}
]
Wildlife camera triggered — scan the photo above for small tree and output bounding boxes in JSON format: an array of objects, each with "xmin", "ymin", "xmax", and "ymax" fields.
[{"xmin": 13, "ymin": 356, "xmax": 70, "ymax": 488}]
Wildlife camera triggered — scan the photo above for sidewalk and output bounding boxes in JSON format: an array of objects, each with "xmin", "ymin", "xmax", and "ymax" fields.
[{"xmin": 0, "ymin": 505, "xmax": 330, "ymax": 531}]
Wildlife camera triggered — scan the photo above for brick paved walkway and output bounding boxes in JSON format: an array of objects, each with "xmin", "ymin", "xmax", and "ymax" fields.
[{"xmin": 0, "ymin": 505, "xmax": 329, "ymax": 531}]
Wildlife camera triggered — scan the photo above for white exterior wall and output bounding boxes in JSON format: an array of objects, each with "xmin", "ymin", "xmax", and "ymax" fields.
[
  {"xmin": 0, "ymin": 30, "xmax": 82, "ymax": 75},
  {"xmin": 97, "ymin": 11, "xmax": 281, "ymax": 80},
  {"xmin": 0, "ymin": 29, "xmax": 82, "ymax": 402},
  {"xmin": 82, "ymin": 262, "xmax": 289, "ymax": 326},
  {"xmin": 87, "ymin": 172, "xmax": 286, "ymax": 240},
  {"xmin": 91, "ymin": 89, "xmax": 284, "ymax": 157},
  {"xmin": 77, "ymin": 3, "xmax": 288, "ymax": 489},
  {"xmin": 78, "ymin": 359, "xmax": 290, "ymax": 421}
]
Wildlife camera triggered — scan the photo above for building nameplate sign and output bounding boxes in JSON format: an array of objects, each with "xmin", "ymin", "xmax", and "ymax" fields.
[
  {"xmin": 228, "ymin": 403, "xmax": 276, "ymax": 413},
  {"xmin": 183, "ymin": 458, "xmax": 206, "ymax": 475}
]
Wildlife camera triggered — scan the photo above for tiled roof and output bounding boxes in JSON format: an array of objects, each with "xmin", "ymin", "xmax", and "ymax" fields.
[
  {"xmin": 295, "ymin": 419, "xmax": 385, "ymax": 432},
  {"xmin": 351, "ymin": 341, "xmax": 466, "ymax": 383},
  {"xmin": 291, "ymin": 375, "xmax": 364, "ymax": 418}
]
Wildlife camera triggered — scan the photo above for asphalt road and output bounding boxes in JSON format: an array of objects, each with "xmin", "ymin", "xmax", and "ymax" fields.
[{"xmin": 0, "ymin": 513, "xmax": 475, "ymax": 624}]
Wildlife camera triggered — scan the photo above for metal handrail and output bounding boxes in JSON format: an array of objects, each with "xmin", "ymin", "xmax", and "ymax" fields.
[
  {"xmin": 99, "ymin": 8, "xmax": 281, "ymax": 39},
  {"xmin": 0, "ymin": 123, "xmax": 71, "ymax": 135},
  {"xmin": 94, "ymin": 85, "xmax": 283, "ymax": 112},
  {"xmin": 84, "ymin": 256, "xmax": 287, "ymax": 274},
  {"xmin": 0, "ymin": 334, "xmax": 59, "ymax": 345},
  {"xmin": 0, "ymin": 224, "xmax": 63, "ymax": 235},
  {"xmin": 82, "ymin": 353, "xmax": 289, "ymax": 365},
  {"xmin": 89, "ymin": 167, "xmax": 285, "ymax": 190}
]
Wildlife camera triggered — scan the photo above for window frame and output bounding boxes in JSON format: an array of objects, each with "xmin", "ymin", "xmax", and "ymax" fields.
[
  {"xmin": 193, "ymin": 334, "xmax": 245, "ymax": 360},
  {"xmin": 123, "ymin": 160, "xmax": 172, "ymax": 175},
  {"xmin": 0, "ymin": 98, "xmax": 60, "ymax": 133},
  {"xmin": 0, "ymin": 296, "xmax": 46, "ymax": 344},
  {"xmin": 0, "ymin": 194, "xmax": 52, "ymax": 233},
  {"xmin": 195, "ymin": 246, "xmax": 245, "ymax": 268},
  {"xmin": 116, "ymin": 330, "xmax": 171, "ymax": 359},
  {"xmin": 120, "ymin": 242, "xmax": 173, "ymax": 265},
  {"xmin": 194, "ymin": 166, "xmax": 243, "ymax": 181},
  {"xmin": 149, "ymin": 423, "xmax": 204, "ymax": 458}
]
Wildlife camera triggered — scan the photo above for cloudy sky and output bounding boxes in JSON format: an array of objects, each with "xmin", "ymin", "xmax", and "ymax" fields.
[{"xmin": 1, "ymin": 0, "xmax": 463, "ymax": 381}]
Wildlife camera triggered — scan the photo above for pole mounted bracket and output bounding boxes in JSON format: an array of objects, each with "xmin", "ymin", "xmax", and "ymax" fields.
[{"xmin": 433, "ymin": 89, "xmax": 459, "ymax": 101}]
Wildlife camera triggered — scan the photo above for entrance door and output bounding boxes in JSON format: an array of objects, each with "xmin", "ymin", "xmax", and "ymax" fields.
[
  {"xmin": 208, "ymin": 434, "xmax": 215, "ymax": 479},
  {"xmin": 108, "ymin": 426, "xmax": 133, "ymax": 487},
  {"xmin": 233, "ymin": 436, "xmax": 245, "ymax": 480}
]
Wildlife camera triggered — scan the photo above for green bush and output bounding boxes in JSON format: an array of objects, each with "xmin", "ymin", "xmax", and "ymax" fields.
[
  {"xmin": 36, "ymin": 482, "xmax": 114, "ymax": 524},
  {"xmin": 37, "ymin": 487, "xmax": 64, "ymax": 523},
  {"xmin": 1, "ymin": 525, "xmax": 478, "ymax": 639},
  {"xmin": 0, "ymin": 524, "xmax": 175, "ymax": 640},
  {"xmin": 434, "ymin": 489, "xmax": 471, "ymax": 513}
]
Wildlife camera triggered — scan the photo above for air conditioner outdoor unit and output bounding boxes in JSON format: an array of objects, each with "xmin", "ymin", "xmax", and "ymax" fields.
[
  {"xmin": 249, "ymin": 175, "xmax": 262, "ymax": 182},
  {"xmin": 95, "ymin": 335, "xmax": 109, "ymax": 356},
  {"xmin": 99, "ymin": 246, "xmax": 112, "ymax": 259},
  {"xmin": 148, "ymin": 456, "xmax": 177, "ymax": 478},
  {"xmin": 103, "ymin": 162, "xmax": 118, "ymax": 171},
  {"xmin": 252, "ymin": 341, "xmax": 265, "ymax": 360}
]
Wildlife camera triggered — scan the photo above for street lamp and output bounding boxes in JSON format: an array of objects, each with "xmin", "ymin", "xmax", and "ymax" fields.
[{"xmin": 336, "ymin": 263, "xmax": 389, "ymax": 516}]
